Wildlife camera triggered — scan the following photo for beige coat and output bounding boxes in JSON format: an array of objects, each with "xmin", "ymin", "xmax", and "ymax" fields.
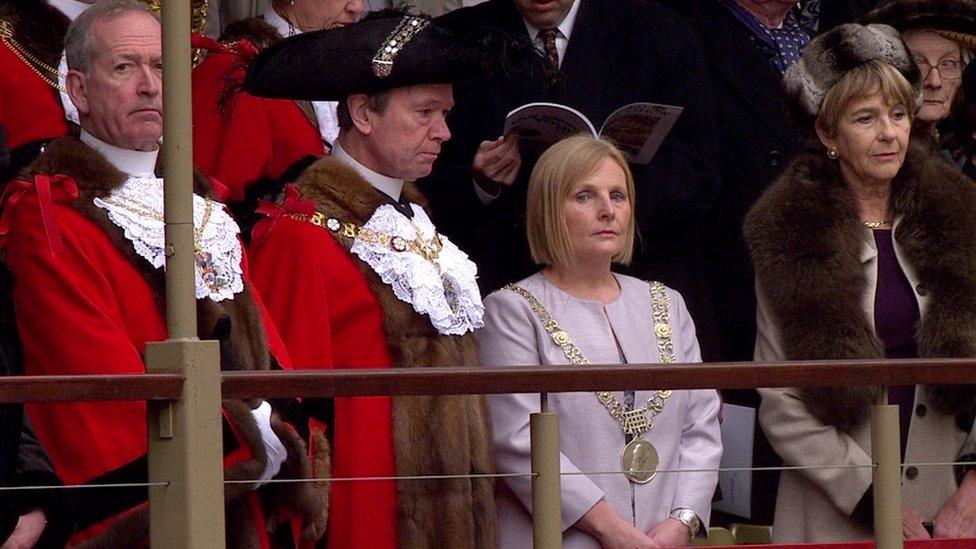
[{"xmin": 756, "ymin": 220, "xmax": 970, "ymax": 542}]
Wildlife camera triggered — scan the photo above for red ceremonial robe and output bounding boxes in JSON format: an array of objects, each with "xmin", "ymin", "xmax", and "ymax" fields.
[
  {"xmin": 2, "ymin": 137, "xmax": 326, "ymax": 546},
  {"xmin": 249, "ymin": 193, "xmax": 399, "ymax": 548},
  {"xmin": 191, "ymin": 19, "xmax": 325, "ymax": 203},
  {"xmin": 0, "ymin": 1, "xmax": 70, "ymax": 173},
  {"xmin": 249, "ymin": 158, "xmax": 497, "ymax": 548}
]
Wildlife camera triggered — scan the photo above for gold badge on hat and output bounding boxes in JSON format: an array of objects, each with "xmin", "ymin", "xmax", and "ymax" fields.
[{"xmin": 372, "ymin": 16, "xmax": 431, "ymax": 78}]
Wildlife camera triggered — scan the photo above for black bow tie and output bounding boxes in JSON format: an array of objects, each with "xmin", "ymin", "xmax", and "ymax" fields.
[{"xmin": 378, "ymin": 190, "xmax": 414, "ymax": 219}]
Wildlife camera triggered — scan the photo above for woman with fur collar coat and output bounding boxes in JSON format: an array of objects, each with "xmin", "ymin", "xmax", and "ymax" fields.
[{"xmin": 745, "ymin": 24, "xmax": 976, "ymax": 542}]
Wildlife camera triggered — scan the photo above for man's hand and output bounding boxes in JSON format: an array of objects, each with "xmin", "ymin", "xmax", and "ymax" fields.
[
  {"xmin": 472, "ymin": 134, "xmax": 521, "ymax": 196},
  {"xmin": 903, "ymin": 507, "xmax": 931, "ymax": 540},
  {"xmin": 575, "ymin": 500, "xmax": 659, "ymax": 548},
  {"xmin": 1, "ymin": 509, "xmax": 46, "ymax": 549},
  {"xmin": 934, "ymin": 470, "xmax": 976, "ymax": 538},
  {"xmin": 648, "ymin": 518, "xmax": 693, "ymax": 547}
]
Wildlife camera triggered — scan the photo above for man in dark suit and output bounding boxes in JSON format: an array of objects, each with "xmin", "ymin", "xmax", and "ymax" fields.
[
  {"xmin": 423, "ymin": 0, "xmax": 722, "ymax": 357},
  {"xmin": 688, "ymin": 0, "xmax": 810, "ymax": 364},
  {"xmin": 682, "ymin": 0, "xmax": 815, "ymax": 525}
]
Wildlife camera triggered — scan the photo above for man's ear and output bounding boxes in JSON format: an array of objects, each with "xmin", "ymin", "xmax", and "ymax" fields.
[
  {"xmin": 65, "ymin": 69, "xmax": 90, "ymax": 117},
  {"xmin": 347, "ymin": 94, "xmax": 373, "ymax": 135}
]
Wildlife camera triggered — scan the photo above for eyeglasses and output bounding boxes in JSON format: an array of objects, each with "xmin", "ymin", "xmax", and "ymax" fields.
[{"xmin": 915, "ymin": 57, "xmax": 964, "ymax": 80}]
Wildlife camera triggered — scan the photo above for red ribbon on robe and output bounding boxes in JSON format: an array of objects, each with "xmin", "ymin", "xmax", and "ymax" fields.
[
  {"xmin": 0, "ymin": 174, "xmax": 79, "ymax": 255},
  {"xmin": 252, "ymin": 184, "xmax": 315, "ymax": 245}
]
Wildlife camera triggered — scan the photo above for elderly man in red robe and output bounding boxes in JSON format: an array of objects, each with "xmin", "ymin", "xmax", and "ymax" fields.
[
  {"xmin": 0, "ymin": 0, "xmax": 326, "ymax": 545},
  {"xmin": 244, "ymin": 13, "xmax": 506, "ymax": 548}
]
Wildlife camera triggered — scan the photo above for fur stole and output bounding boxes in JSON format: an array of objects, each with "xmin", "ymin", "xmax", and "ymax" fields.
[
  {"xmin": 16, "ymin": 137, "xmax": 327, "ymax": 546},
  {"xmin": 745, "ymin": 140, "xmax": 976, "ymax": 432},
  {"xmin": 294, "ymin": 157, "xmax": 498, "ymax": 549},
  {"xmin": 0, "ymin": 0, "xmax": 69, "ymax": 72}
]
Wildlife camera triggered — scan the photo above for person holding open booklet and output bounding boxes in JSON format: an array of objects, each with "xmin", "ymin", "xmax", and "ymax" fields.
[
  {"xmin": 423, "ymin": 0, "xmax": 723, "ymax": 358},
  {"xmin": 477, "ymin": 136, "xmax": 722, "ymax": 548}
]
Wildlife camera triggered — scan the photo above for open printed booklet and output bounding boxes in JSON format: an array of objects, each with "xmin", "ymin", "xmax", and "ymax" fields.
[{"xmin": 503, "ymin": 102, "xmax": 683, "ymax": 165}]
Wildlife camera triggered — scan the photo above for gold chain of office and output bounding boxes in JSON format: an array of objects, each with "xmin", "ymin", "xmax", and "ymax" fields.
[
  {"xmin": 0, "ymin": 20, "xmax": 65, "ymax": 92},
  {"xmin": 504, "ymin": 281, "xmax": 675, "ymax": 435},
  {"xmin": 287, "ymin": 210, "xmax": 444, "ymax": 263}
]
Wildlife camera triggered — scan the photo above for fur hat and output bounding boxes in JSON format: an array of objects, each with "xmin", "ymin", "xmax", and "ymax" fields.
[
  {"xmin": 862, "ymin": 0, "xmax": 976, "ymax": 48},
  {"xmin": 783, "ymin": 23, "xmax": 922, "ymax": 124}
]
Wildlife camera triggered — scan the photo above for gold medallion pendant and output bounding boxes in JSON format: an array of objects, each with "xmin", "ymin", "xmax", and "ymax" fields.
[{"xmin": 621, "ymin": 437, "xmax": 659, "ymax": 484}]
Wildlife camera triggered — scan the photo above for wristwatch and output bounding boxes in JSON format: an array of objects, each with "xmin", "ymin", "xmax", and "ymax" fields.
[{"xmin": 669, "ymin": 508, "xmax": 702, "ymax": 537}]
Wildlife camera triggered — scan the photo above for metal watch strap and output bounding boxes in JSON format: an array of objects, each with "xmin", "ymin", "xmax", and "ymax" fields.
[{"xmin": 669, "ymin": 507, "xmax": 701, "ymax": 537}]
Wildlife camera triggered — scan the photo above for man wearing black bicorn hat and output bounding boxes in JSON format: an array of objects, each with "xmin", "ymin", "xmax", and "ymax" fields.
[{"xmin": 244, "ymin": 12, "xmax": 498, "ymax": 548}]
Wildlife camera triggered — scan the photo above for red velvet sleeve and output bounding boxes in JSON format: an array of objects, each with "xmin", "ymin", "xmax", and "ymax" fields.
[
  {"xmin": 192, "ymin": 53, "xmax": 324, "ymax": 203},
  {"xmin": 4, "ymin": 196, "xmax": 157, "ymax": 485},
  {"xmin": 248, "ymin": 217, "xmax": 335, "ymax": 370},
  {"xmin": 192, "ymin": 53, "xmax": 274, "ymax": 203}
]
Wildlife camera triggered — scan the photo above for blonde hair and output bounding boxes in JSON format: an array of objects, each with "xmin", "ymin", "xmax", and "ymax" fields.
[
  {"xmin": 526, "ymin": 136, "xmax": 636, "ymax": 268},
  {"xmin": 817, "ymin": 59, "xmax": 917, "ymax": 137}
]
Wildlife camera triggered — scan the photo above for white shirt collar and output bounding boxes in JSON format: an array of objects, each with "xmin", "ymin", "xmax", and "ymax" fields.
[
  {"xmin": 332, "ymin": 141, "xmax": 404, "ymax": 201},
  {"xmin": 522, "ymin": 0, "xmax": 580, "ymax": 44},
  {"xmin": 262, "ymin": 6, "xmax": 299, "ymax": 38},
  {"xmin": 81, "ymin": 130, "xmax": 158, "ymax": 177},
  {"xmin": 49, "ymin": 0, "xmax": 90, "ymax": 21}
]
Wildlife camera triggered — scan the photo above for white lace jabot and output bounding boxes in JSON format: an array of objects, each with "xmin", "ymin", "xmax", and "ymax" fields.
[
  {"xmin": 93, "ymin": 176, "xmax": 244, "ymax": 302},
  {"xmin": 350, "ymin": 204, "xmax": 484, "ymax": 335}
]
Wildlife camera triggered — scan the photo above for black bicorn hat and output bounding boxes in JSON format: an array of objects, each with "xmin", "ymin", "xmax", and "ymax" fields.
[{"xmin": 244, "ymin": 10, "xmax": 527, "ymax": 101}]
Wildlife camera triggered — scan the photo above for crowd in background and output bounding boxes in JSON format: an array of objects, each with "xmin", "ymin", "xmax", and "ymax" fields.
[{"xmin": 1, "ymin": 0, "xmax": 976, "ymax": 546}]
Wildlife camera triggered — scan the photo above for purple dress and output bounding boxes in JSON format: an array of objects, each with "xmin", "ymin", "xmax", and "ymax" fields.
[{"xmin": 872, "ymin": 228, "xmax": 919, "ymax": 455}]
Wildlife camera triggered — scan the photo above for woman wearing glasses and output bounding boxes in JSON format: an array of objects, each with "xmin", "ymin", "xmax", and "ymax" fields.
[{"xmin": 863, "ymin": 0, "xmax": 976, "ymax": 141}]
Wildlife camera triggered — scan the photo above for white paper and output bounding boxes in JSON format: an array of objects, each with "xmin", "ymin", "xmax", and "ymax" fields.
[
  {"xmin": 599, "ymin": 103, "xmax": 683, "ymax": 165},
  {"xmin": 503, "ymin": 102, "xmax": 596, "ymax": 149},
  {"xmin": 712, "ymin": 403, "xmax": 755, "ymax": 518}
]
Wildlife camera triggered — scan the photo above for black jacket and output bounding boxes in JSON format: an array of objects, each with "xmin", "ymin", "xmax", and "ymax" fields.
[
  {"xmin": 687, "ymin": 1, "xmax": 805, "ymax": 362},
  {"xmin": 423, "ymin": 0, "xmax": 723, "ymax": 356}
]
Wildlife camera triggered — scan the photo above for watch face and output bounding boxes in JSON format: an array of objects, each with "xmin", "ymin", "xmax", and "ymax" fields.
[{"xmin": 672, "ymin": 509, "xmax": 700, "ymax": 535}]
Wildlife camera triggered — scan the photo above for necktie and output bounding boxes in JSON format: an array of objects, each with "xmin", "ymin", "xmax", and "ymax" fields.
[{"xmin": 539, "ymin": 28, "xmax": 559, "ymax": 71}]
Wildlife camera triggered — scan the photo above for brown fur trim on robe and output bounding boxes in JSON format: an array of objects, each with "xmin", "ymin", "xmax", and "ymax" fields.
[
  {"xmin": 18, "ymin": 136, "xmax": 326, "ymax": 546},
  {"xmin": 745, "ymin": 139, "xmax": 976, "ymax": 432},
  {"xmin": 293, "ymin": 157, "xmax": 498, "ymax": 549}
]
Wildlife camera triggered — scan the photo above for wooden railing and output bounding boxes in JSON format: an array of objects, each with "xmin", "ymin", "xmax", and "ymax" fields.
[
  {"xmin": 1, "ymin": 358, "xmax": 974, "ymax": 548},
  {"xmin": 2, "ymin": 358, "xmax": 973, "ymax": 402}
]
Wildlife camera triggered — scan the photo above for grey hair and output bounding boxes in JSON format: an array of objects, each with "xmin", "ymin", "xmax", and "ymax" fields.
[
  {"xmin": 65, "ymin": 0, "xmax": 158, "ymax": 73},
  {"xmin": 964, "ymin": 47, "xmax": 974, "ymax": 65}
]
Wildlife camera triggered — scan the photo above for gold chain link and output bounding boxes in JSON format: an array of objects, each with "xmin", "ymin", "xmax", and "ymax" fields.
[
  {"xmin": 505, "ymin": 281, "xmax": 675, "ymax": 436},
  {"xmin": 1, "ymin": 20, "xmax": 66, "ymax": 92},
  {"xmin": 287, "ymin": 209, "xmax": 444, "ymax": 263},
  {"xmin": 98, "ymin": 195, "xmax": 214, "ymax": 250}
]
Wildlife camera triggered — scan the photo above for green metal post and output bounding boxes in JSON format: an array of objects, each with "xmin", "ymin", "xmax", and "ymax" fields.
[
  {"xmin": 146, "ymin": 0, "xmax": 226, "ymax": 546},
  {"xmin": 531, "ymin": 392, "xmax": 562, "ymax": 549},
  {"xmin": 872, "ymin": 386, "xmax": 904, "ymax": 549}
]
